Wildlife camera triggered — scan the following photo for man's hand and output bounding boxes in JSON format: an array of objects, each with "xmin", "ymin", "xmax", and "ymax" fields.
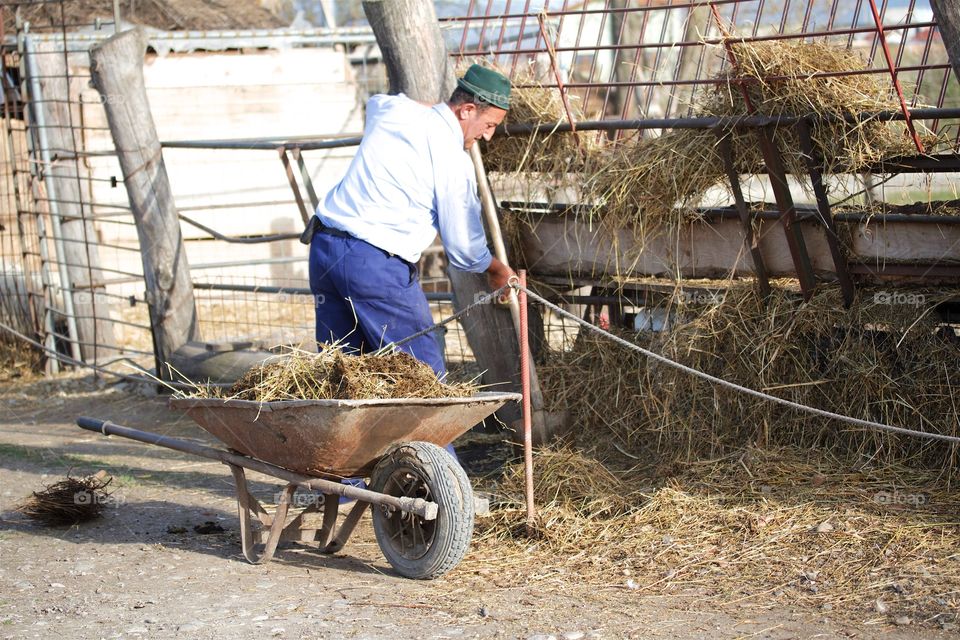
[{"xmin": 486, "ymin": 257, "xmax": 515, "ymax": 296}]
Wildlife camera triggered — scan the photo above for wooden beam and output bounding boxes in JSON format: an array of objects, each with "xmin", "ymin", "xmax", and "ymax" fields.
[
  {"xmin": 33, "ymin": 40, "xmax": 117, "ymax": 364},
  {"xmin": 89, "ymin": 28, "xmax": 200, "ymax": 372}
]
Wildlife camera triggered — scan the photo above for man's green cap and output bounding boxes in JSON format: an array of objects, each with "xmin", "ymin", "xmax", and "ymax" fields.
[{"xmin": 457, "ymin": 64, "xmax": 511, "ymax": 110}]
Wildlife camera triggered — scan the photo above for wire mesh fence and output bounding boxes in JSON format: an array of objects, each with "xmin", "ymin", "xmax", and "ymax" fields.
[
  {"xmin": 0, "ymin": 0, "xmax": 460, "ymax": 380},
  {"xmin": 1, "ymin": 0, "xmax": 959, "ymax": 381},
  {"xmin": 444, "ymin": 0, "xmax": 959, "ymax": 141}
]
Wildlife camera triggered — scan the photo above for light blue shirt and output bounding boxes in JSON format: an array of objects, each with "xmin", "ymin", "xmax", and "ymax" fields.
[{"xmin": 315, "ymin": 94, "xmax": 493, "ymax": 273}]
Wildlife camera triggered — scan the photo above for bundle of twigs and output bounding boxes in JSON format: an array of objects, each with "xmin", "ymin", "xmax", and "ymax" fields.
[{"xmin": 17, "ymin": 471, "xmax": 113, "ymax": 526}]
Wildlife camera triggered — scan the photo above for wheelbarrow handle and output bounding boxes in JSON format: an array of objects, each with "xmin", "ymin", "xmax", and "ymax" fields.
[{"xmin": 75, "ymin": 417, "xmax": 438, "ymax": 520}]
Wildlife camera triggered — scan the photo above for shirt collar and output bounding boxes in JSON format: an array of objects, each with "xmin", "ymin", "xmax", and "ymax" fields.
[{"xmin": 434, "ymin": 102, "xmax": 465, "ymax": 149}]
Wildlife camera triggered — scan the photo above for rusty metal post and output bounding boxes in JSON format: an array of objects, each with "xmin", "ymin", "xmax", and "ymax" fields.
[
  {"xmin": 518, "ymin": 270, "xmax": 537, "ymax": 530},
  {"xmin": 755, "ymin": 128, "xmax": 818, "ymax": 300},
  {"xmin": 797, "ymin": 118, "xmax": 856, "ymax": 306},
  {"xmin": 716, "ymin": 130, "xmax": 771, "ymax": 296}
]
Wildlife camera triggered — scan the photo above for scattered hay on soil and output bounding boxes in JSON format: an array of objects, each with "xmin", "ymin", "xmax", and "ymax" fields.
[
  {"xmin": 16, "ymin": 472, "xmax": 113, "ymax": 526},
  {"xmin": 467, "ymin": 445, "xmax": 960, "ymax": 625},
  {"xmin": 0, "ymin": 334, "xmax": 42, "ymax": 383},
  {"xmin": 216, "ymin": 347, "xmax": 477, "ymax": 402}
]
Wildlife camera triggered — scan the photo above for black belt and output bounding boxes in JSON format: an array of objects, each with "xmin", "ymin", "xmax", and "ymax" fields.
[
  {"xmin": 299, "ymin": 215, "xmax": 351, "ymax": 244},
  {"xmin": 300, "ymin": 216, "xmax": 416, "ymax": 270}
]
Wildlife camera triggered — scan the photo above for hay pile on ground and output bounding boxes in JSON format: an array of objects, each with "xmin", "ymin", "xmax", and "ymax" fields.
[
  {"xmin": 17, "ymin": 472, "xmax": 113, "ymax": 526},
  {"xmin": 539, "ymin": 284, "xmax": 960, "ymax": 472},
  {"xmin": 222, "ymin": 348, "xmax": 476, "ymax": 402},
  {"xmin": 467, "ymin": 445, "xmax": 959, "ymax": 626}
]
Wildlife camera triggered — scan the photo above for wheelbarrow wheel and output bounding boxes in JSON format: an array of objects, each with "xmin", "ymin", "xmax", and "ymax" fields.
[{"xmin": 369, "ymin": 441, "xmax": 473, "ymax": 579}]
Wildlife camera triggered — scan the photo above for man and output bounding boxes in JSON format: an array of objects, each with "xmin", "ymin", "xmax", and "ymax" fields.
[{"xmin": 305, "ymin": 64, "xmax": 515, "ymax": 379}]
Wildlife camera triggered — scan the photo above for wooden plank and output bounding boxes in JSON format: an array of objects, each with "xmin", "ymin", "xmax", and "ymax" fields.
[
  {"xmin": 518, "ymin": 214, "xmax": 960, "ymax": 283},
  {"xmin": 35, "ymin": 40, "xmax": 117, "ymax": 364}
]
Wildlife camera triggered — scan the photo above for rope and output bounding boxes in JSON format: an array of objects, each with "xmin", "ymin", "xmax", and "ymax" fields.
[
  {"xmin": 0, "ymin": 319, "xmax": 199, "ymax": 390},
  {"xmin": 6, "ymin": 279, "xmax": 960, "ymax": 446},
  {"xmin": 380, "ymin": 284, "xmax": 512, "ymax": 352},
  {"xmin": 511, "ymin": 283, "xmax": 960, "ymax": 446}
]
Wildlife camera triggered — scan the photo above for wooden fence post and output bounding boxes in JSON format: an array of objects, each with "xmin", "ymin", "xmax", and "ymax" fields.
[{"xmin": 89, "ymin": 28, "xmax": 199, "ymax": 372}]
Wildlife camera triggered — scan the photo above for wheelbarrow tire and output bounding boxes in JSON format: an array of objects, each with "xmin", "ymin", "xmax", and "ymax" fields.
[{"xmin": 369, "ymin": 441, "xmax": 473, "ymax": 579}]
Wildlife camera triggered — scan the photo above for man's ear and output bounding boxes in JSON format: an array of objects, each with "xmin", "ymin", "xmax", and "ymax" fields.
[{"xmin": 458, "ymin": 103, "xmax": 477, "ymax": 121}]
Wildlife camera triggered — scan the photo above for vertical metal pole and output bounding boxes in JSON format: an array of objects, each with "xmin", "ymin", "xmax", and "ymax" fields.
[
  {"xmin": 23, "ymin": 32, "xmax": 82, "ymax": 363},
  {"xmin": 113, "ymin": 0, "xmax": 121, "ymax": 32},
  {"xmin": 518, "ymin": 269, "xmax": 537, "ymax": 530}
]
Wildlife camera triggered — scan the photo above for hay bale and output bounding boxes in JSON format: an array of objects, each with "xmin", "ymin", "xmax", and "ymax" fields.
[
  {"xmin": 218, "ymin": 347, "xmax": 477, "ymax": 402},
  {"xmin": 539, "ymin": 284, "xmax": 960, "ymax": 471},
  {"xmin": 17, "ymin": 472, "xmax": 113, "ymax": 526},
  {"xmin": 500, "ymin": 41, "xmax": 932, "ymax": 233}
]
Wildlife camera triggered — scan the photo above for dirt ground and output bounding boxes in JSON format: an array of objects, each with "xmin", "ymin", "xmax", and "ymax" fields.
[{"xmin": 0, "ymin": 373, "xmax": 955, "ymax": 640}]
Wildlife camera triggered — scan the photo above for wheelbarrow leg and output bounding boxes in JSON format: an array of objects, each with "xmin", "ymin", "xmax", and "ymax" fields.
[
  {"xmin": 315, "ymin": 494, "xmax": 340, "ymax": 547},
  {"xmin": 321, "ymin": 501, "xmax": 370, "ymax": 554},
  {"xmin": 228, "ymin": 464, "xmax": 296, "ymax": 564}
]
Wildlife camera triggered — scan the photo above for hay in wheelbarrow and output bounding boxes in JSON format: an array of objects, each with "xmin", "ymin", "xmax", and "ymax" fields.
[
  {"xmin": 16, "ymin": 471, "xmax": 113, "ymax": 526},
  {"xmin": 221, "ymin": 347, "xmax": 478, "ymax": 402}
]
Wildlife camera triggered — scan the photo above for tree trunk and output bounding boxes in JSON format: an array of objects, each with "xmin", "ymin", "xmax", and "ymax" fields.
[
  {"xmin": 362, "ymin": 0, "xmax": 457, "ymax": 101},
  {"xmin": 89, "ymin": 28, "xmax": 199, "ymax": 373},
  {"xmin": 930, "ymin": 0, "xmax": 960, "ymax": 84}
]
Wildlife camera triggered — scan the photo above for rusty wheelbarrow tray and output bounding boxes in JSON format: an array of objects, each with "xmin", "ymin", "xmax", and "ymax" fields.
[
  {"xmin": 76, "ymin": 391, "xmax": 520, "ymax": 579},
  {"xmin": 167, "ymin": 392, "xmax": 519, "ymax": 477}
]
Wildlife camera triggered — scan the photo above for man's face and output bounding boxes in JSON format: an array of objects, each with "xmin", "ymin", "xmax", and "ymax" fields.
[{"xmin": 458, "ymin": 103, "xmax": 507, "ymax": 150}]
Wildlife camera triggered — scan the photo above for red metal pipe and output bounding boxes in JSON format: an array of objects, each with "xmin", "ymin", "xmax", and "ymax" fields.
[
  {"xmin": 518, "ymin": 270, "xmax": 536, "ymax": 528},
  {"xmin": 868, "ymin": 0, "xmax": 924, "ymax": 153},
  {"xmin": 451, "ymin": 21, "xmax": 937, "ymax": 59}
]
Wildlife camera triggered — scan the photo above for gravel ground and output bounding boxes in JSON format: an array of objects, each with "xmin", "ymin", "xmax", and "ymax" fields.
[{"xmin": 0, "ymin": 373, "xmax": 953, "ymax": 639}]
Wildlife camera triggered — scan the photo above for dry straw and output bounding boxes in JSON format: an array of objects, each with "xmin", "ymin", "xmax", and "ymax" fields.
[
  {"xmin": 538, "ymin": 284, "xmax": 960, "ymax": 472},
  {"xmin": 490, "ymin": 41, "xmax": 930, "ymax": 234},
  {"xmin": 467, "ymin": 444, "xmax": 960, "ymax": 621}
]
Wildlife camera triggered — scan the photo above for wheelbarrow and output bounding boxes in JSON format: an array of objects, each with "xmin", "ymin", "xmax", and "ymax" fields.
[{"xmin": 76, "ymin": 391, "xmax": 520, "ymax": 579}]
